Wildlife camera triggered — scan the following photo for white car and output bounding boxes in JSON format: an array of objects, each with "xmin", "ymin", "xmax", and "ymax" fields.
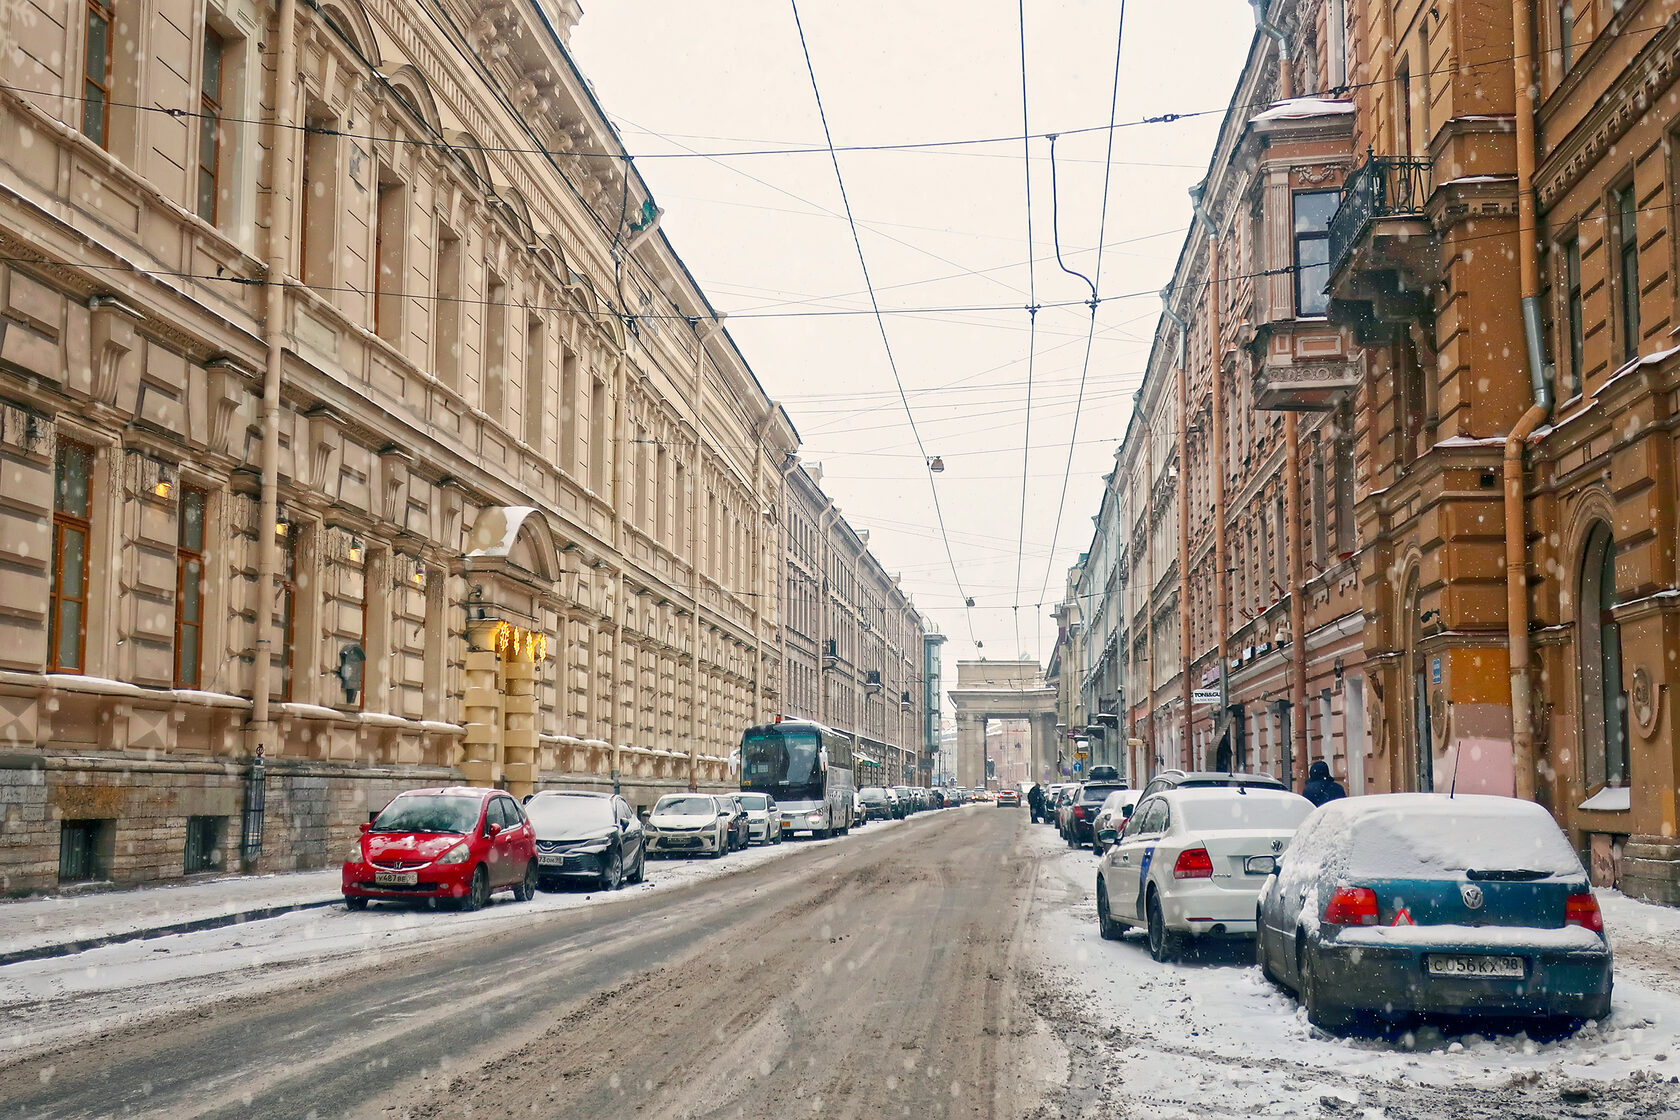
[
  {"xmin": 1094, "ymin": 786, "xmax": 1314, "ymax": 961},
  {"xmin": 1090, "ymin": 789, "xmax": 1142, "ymax": 855},
  {"xmin": 643, "ymin": 793, "xmax": 732, "ymax": 858},
  {"xmin": 737, "ymin": 791, "xmax": 782, "ymax": 845}
]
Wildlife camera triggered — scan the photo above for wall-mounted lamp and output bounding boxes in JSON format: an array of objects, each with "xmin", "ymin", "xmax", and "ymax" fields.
[
  {"xmin": 347, "ymin": 537, "xmax": 364, "ymax": 564},
  {"xmin": 1419, "ymin": 609, "xmax": 1441, "ymax": 626},
  {"xmin": 337, "ymin": 644, "xmax": 366, "ymax": 704},
  {"xmin": 275, "ymin": 519, "xmax": 290, "ymax": 538},
  {"xmin": 927, "ymin": 456, "xmax": 945, "ymax": 473}
]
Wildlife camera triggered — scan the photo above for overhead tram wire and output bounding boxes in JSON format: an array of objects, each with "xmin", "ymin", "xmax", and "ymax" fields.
[
  {"xmin": 1013, "ymin": 0, "xmax": 1041, "ymax": 662},
  {"xmin": 785, "ymin": 0, "xmax": 978, "ymax": 648},
  {"xmin": 1033, "ymin": 0, "xmax": 1129, "ymax": 662}
]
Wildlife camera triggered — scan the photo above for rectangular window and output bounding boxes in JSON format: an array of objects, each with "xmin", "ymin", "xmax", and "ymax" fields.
[
  {"xmin": 374, "ymin": 171, "xmax": 406, "ymax": 344},
  {"xmin": 673, "ymin": 462, "xmax": 687, "ymax": 557},
  {"xmin": 655, "ymin": 445, "xmax": 670, "ymax": 545},
  {"xmin": 1616, "ymin": 182, "xmax": 1641, "ymax": 361},
  {"xmin": 1310, "ymin": 443, "xmax": 1328, "ymax": 568},
  {"xmin": 434, "ymin": 226, "xmax": 462, "ymax": 388},
  {"xmin": 183, "ymin": 815, "xmax": 225, "ymax": 873},
  {"xmin": 1333, "ymin": 412, "xmax": 1356, "ymax": 554},
  {"xmin": 1397, "ymin": 64, "xmax": 1413, "ymax": 158},
  {"xmin": 1559, "ymin": 2, "xmax": 1574, "ymax": 72},
  {"xmin": 482, "ymin": 272, "xmax": 507, "ymax": 420},
  {"xmin": 1564, "ymin": 235, "xmax": 1584, "ymax": 396},
  {"xmin": 1274, "ymin": 496, "xmax": 1287, "ymax": 593},
  {"xmin": 175, "ymin": 487, "xmax": 206, "ymax": 687},
  {"xmin": 299, "ymin": 110, "xmax": 339, "ymax": 287},
  {"xmin": 524, "ymin": 313, "xmax": 545, "ymax": 448},
  {"xmin": 50, "ymin": 441, "xmax": 94, "ymax": 674},
  {"xmin": 589, "ymin": 377, "xmax": 609, "ymax": 494},
  {"xmin": 197, "ymin": 28, "xmax": 225, "ymax": 223},
  {"xmin": 1293, "ymin": 191, "xmax": 1339, "ymax": 317},
  {"xmin": 278, "ymin": 524, "xmax": 296, "ymax": 702},
  {"xmin": 560, "ymin": 344, "xmax": 580, "ymax": 474},
  {"xmin": 58, "ymin": 819, "xmax": 112, "ymax": 882},
  {"xmin": 82, "ymin": 0, "xmax": 114, "ymax": 145}
]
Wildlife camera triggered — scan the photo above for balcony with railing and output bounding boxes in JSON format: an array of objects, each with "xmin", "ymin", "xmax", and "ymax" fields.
[{"xmin": 1325, "ymin": 153, "xmax": 1437, "ymax": 339}]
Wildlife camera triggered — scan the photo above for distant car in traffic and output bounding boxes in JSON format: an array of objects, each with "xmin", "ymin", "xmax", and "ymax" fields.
[
  {"xmin": 858, "ymin": 786, "xmax": 895, "ymax": 821},
  {"xmin": 1090, "ymin": 789, "xmax": 1141, "ymax": 855},
  {"xmin": 1256, "ymin": 793, "xmax": 1613, "ymax": 1033},
  {"xmin": 996, "ymin": 789, "xmax": 1021, "ymax": 807},
  {"xmin": 1096, "ymin": 786, "xmax": 1314, "ymax": 962},
  {"xmin": 1063, "ymin": 780, "xmax": 1129, "ymax": 848},
  {"xmin": 343, "ymin": 786, "xmax": 537, "ymax": 911},
  {"xmin": 524, "ymin": 790, "xmax": 644, "ymax": 891},
  {"xmin": 737, "ymin": 791, "xmax": 782, "ymax": 845},
  {"xmin": 644, "ymin": 793, "xmax": 732, "ymax": 858},
  {"xmin": 719, "ymin": 794, "xmax": 752, "ymax": 851}
]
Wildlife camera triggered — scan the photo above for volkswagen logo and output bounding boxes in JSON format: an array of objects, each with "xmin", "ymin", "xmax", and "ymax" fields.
[
  {"xmin": 1271, "ymin": 839, "xmax": 1284, "ymax": 853},
  {"xmin": 1460, "ymin": 883, "xmax": 1485, "ymax": 910}
]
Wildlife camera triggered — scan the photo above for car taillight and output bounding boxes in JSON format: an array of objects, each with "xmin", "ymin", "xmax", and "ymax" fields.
[
  {"xmin": 1566, "ymin": 892, "xmax": 1604, "ymax": 933},
  {"xmin": 1172, "ymin": 846, "xmax": 1214, "ymax": 880},
  {"xmin": 1322, "ymin": 886, "xmax": 1379, "ymax": 926},
  {"xmin": 1073, "ymin": 806, "xmax": 1087, "ymax": 820}
]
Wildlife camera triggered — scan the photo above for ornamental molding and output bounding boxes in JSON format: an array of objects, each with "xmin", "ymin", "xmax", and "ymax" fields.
[{"xmin": 1536, "ymin": 14, "xmax": 1680, "ymax": 210}]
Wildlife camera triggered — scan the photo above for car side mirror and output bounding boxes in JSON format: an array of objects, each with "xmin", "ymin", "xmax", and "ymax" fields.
[
  {"xmin": 1096, "ymin": 828, "xmax": 1119, "ymax": 845},
  {"xmin": 485, "ymin": 822, "xmax": 502, "ymax": 837},
  {"xmin": 360, "ymin": 821, "xmax": 372, "ymax": 833}
]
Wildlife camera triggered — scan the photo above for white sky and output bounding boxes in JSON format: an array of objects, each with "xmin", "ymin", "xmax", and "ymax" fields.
[{"xmin": 571, "ymin": 1, "xmax": 1255, "ymax": 671}]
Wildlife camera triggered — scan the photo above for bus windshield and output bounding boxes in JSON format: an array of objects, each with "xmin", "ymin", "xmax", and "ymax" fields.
[{"xmin": 741, "ymin": 726, "xmax": 822, "ymax": 796}]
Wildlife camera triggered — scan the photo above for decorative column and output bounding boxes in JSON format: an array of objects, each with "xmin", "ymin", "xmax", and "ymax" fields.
[
  {"xmin": 462, "ymin": 618, "xmax": 503, "ymax": 787},
  {"xmin": 501, "ymin": 629, "xmax": 539, "ymax": 798}
]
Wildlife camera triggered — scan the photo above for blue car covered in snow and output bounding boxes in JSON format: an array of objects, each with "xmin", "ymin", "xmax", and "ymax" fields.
[{"xmin": 1256, "ymin": 793, "xmax": 1612, "ymax": 1033}]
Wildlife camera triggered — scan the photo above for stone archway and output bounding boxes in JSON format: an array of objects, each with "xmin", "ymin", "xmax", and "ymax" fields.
[{"xmin": 947, "ymin": 660, "xmax": 1059, "ymax": 788}]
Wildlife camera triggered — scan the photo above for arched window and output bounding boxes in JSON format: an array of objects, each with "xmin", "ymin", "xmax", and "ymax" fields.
[
  {"xmin": 1578, "ymin": 524, "xmax": 1628, "ymax": 789},
  {"xmin": 1402, "ymin": 568, "xmax": 1433, "ymax": 791}
]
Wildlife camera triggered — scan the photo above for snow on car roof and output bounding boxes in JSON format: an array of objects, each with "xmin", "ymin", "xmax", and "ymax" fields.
[{"xmin": 1298, "ymin": 793, "xmax": 1585, "ymax": 879}]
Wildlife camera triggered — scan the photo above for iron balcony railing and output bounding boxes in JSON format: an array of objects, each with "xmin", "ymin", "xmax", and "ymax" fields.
[{"xmin": 1327, "ymin": 153, "xmax": 1432, "ymax": 279}]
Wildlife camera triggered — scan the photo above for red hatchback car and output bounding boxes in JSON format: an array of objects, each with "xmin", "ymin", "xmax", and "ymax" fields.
[{"xmin": 342, "ymin": 787, "xmax": 538, "ymax": 911}]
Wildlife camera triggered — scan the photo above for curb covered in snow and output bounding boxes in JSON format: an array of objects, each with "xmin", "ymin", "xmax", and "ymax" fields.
[{"xmin": 0, "ymin": 898, "xmax": 341, "ymax": 967}]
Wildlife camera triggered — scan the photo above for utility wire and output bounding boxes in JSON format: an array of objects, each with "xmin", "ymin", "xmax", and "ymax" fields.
[
  {"xmin": 1013, "ymin": 0, "xmax": 1041, "ymax": 662},
  {"xmin": 1034, "ymin": 0, "xmax": 1129, "ymax": 658},
  {"xmin": 785, "ymin": 0, "xmax": 977, "ymax": 649}
]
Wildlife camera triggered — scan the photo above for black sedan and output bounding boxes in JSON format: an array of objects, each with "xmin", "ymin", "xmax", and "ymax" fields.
[
  {"xmin": 857, "ymin": 787, "xmax": 896, "ymax": 821},
  {"xmin": 525, "ymin": 790, "xmax": 646, "ymax": 891}
]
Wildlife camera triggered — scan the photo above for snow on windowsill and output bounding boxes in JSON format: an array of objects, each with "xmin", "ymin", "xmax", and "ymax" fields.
[
  {"xmin": 1432, "ymin": 434, "xmax": 1510, "ymax": 448},
  {"xmin": 1578, "ymin": 785, "xmax": 1631, "ymax": 813},
  {"xmin": 1439, "ymin": 174, "xmax": 1517, "ymax": 187}
]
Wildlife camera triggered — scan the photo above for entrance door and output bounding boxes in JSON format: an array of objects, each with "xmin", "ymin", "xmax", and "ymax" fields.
[{"xmin": 1413, "ymin": 668, "xmax": 1434, "ymax": 791}]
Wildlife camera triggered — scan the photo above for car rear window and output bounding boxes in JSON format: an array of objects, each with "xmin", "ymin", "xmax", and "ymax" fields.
[
  {"xmin": 1080, "ymin": 784, "xmax": 1125, "ymax": 803},
  {"xmin": 1176, "ymin": 792, "xmax": 1312, "ymax": 833},
  {"xmin": 1345, "ymin": 800, "xmax": 1584, "ymax": 878}
]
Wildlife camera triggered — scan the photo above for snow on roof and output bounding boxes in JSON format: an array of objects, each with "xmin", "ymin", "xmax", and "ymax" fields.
[
  {"xmin": 1299, "ymin": 793, "xmax": 1585, "ymax": 880},
  {"xmin": 465, "ymin": 505, "xmax": 540, "ymax": 558},
  {"xmin": 1249, "ymin": 97, "xmax": 1354, "ymax": 123},
  {"xmin": 1578, "ymin": 785, "xmax": 1631, "ymax": 812},
  {"xmin": 1439, "ymin": 174, "xmax": 1517, "ymax": 186},
  {"xmin": 1432, "ymin": 434, "xmax": 1509, "ymax": 448}
]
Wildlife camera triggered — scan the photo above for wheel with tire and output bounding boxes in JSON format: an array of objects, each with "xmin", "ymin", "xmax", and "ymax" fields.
[
  {"xmin": 1256, "ymin": 912, "xmax": 1282, "ymax": 986},
  {"xmin": 1146, "ymin": 893, "xmax": 1185, "ymax": 962},
  {"xmin": 711, "ymin": 829, "xmax": 726, "ymax": 858},
  {"xmin": 513, "ymin": 859, "xmax": 538, "ymax": 902},
  {"xmin": 460, "ymin": 864, "xmax": 491, "ymax": 912},
  {"xmin": 1299, "ymin": 942, "xmax": 1356, "ymax": 1032},
  {"xmin": 599, "ymin": 848, "xmax": 624, "ymax": 891},
  {"xmin": 344, "ymin": 895, "xmax": 368, "ymax": 912},
  {"xmin": 1097, "ymin": 879, "xmax": 1127, "ymax": 941},
  {"xmin": 629, "ymin": 847, "xmax": 646, "ymax": 884}
]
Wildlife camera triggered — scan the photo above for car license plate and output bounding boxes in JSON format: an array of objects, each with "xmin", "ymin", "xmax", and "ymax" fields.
[
  {"xmin": 537, "ymin": 853, "xmax": 566, "ymax": 866},
  {"xmin": 1427, "ymin": 954, "xmax": 1524, "ymax": 978},
  {"xmin": 373, "ymin": 870, "xmax": 418, "ymax": 886}
]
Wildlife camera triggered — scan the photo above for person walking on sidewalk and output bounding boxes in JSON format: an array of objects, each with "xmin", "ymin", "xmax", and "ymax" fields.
[
  {"xmin": 1027, "ymin": 783, "xmax": 1046, "ymax": 823},
  {"xmin": 1303, "ymin": 760, "xmax": 1346, "ymax": 807}
]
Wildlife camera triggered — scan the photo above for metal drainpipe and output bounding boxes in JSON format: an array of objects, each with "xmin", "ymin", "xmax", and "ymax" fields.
[
  {"xmin": 1507, "ymin": 0, "xmax": 1553, "ymax": 801},
  {"xmin": 1192, "ymin": 187, "xmax": 1233, "ymax": 768},
  {"xmin": 688, "ymin": 324, "xmax": 720, "ymax": 790},
  {"xmin": 1251, "ymin": 0, "xmax": 1295, "ymax": 99},
  {"xmin": 250, "ymin": 0, "xmax": 298, "ymax": 826},
  {"xmin": 1162, "ymin": 292, "xmax": 1194, "ymax": 769}
]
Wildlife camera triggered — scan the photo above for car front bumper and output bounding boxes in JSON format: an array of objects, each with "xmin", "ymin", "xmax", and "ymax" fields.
[
  {"xmin": 342, "ymin": 862, "xmax": 473, "ymax": 900},
  {"xmin": 1311, "ymin": 936, "xmax": 1613, "ymax": 1020},
  {"xmin": 534, "ymin": 848, "xmax": 612, "ymax": 879},
  {"xmin": 645, "ymin": 831, "xmax": 720, "ymax": 854}
]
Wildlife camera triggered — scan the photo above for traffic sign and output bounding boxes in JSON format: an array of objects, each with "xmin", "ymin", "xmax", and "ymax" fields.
[
  {"xmin": 1072, "ymin": 761, "xmax": 1084, "ymax": 773},
  {"xmin": 1192, "ymin": 688, "xmax": 1222, "ymax": 706},
  {"xmin": 1074, "ymin": 750, "xmax": 1089, "ymax": 760}
]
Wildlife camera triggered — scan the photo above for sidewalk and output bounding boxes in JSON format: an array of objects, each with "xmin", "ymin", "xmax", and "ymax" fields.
[{"xmin": 0, "ymin": 869, "xmax": 342, "ymax": 965}]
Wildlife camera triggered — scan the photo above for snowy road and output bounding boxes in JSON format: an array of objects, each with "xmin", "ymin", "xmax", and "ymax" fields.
[
  {"xmin": 4, "ymin": 810, "xmax": 1680, "ymax": 1119},
  {"xmin": 1020, "ymin": 822, "xmax": 1680, "ymax": 1119}
]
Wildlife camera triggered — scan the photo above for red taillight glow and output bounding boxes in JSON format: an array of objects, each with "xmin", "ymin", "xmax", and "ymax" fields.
[
  {"xmin": 1073, "ymin": 806, "xmax": 1087, "ymax": 820},
  {"xmin": 1172, "ymin": 846, "xmax": 1214, "ymax": 880},
  {"xmin": 1323, "ymin": 886, "xmax": 1380, "ymax": 926},
  {"xmin": 1566, "ymin": 892, "xmax": 1604, "ymax": 933}
]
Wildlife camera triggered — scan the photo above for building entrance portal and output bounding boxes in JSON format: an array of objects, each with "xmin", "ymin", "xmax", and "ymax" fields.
[{"xmin": 947, "ymin": 660, "xmax": 1059, "ymax": 789}]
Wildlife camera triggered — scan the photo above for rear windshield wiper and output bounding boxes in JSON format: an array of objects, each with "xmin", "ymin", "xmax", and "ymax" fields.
[{"xmin": 1465, "ymin": 868, "xmax": 1552, "ymax": 881}]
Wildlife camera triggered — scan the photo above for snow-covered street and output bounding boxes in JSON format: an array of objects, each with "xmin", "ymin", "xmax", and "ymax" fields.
[
  {"xmin": 1021, "ymin": 823, "xmax": 1680, "ymax": 1119},
  {"xmin": 0, "ymin": 821, "xmax": 905, "ymax": 1064}
]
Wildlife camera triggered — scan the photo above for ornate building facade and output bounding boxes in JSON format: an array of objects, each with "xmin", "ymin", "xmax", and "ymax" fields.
[{"xmin": 0, "ymin": 0, "xmax": 821, "ymax": 890}]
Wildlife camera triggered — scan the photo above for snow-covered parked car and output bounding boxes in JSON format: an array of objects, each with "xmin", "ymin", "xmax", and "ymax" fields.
[
  {"xmin": 1255, "ymin": 793, "xmax": 1613, "ymax": 1032},
  {"xmin": 343, "ymin": 787, "xmax": 537, "ymax": 911},
  {"xmin": 1095, "ymin": 786, "xmax": 1314, "ymax": 960},
  {"xmin": 642, "ymin": 794, "xmax": 732, "ymax": 858},
  {"xmin": 738, "ymin": 791, "xmax": 782, "ymax": 845}
]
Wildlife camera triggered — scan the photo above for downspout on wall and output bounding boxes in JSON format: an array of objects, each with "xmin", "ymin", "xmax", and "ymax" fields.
[
  {"xmin": 1251, "ymin": 0, "xmax": 1295, "ymax": 99},
  {"xmin": 251, "ymin": 0, "xmax": 299, "ymax": 769},
  {"xmin": 1163, "ymin": 292, "xmax": 1194, "ymax": 770},
  {"xmin": 1506, "ymin": 0, "xmax": 1553, "ymax": 802},
  {"xmin": 1191, "ymin": 185, "xmax": 1231, "ymax": 766}
]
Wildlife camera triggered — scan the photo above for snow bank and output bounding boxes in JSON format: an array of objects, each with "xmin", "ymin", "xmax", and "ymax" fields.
[
  {"xmin": 1579, "ymin": 786, "xmax": 1631, "ymax": 812},
  {"xmin": 1250, "ymin": 97, "xmax": 1354, "ymax": 122}
]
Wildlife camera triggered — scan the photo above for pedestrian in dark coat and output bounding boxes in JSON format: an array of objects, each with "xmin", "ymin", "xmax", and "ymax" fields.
[
  {"xmin": 1027, "ymin": 783, "xmax": 1046, "ymax": 823},
  {"xmin": 1302, "ymin": 760, "xmax": 1347, "ymax": 807}
]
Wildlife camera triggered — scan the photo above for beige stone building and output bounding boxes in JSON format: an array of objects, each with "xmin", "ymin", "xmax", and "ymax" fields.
[
  {"xmin": 0, "ymin": 0, "xmax": 810, "ymax": 890},
  {"xmin": 778, "ymin": 462, "xmax": 927, "ymax": 788}
]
